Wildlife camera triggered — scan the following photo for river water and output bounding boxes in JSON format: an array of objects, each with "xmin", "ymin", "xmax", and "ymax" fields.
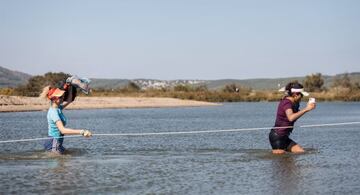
[{"xmin": 0, "ymin": 102, "xmax": 360, "ymax": 194}]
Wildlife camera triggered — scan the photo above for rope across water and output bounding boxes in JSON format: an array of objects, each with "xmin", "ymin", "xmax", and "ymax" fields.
[{"xmin": 1, "ymin": 121, "xmax": 360, "ymax": 144}]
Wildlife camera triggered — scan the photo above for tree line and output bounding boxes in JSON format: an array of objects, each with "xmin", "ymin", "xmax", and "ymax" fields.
[
  {"xmin": 304, "ymin": 73, "xmax": 360, "ymax": 92},
  {"xmin": 1, "ymin": 72, "xmax": 360, "ymax": 101},
  {"xmin": 1, "ymin": 72, "xmax": 71, "ymax": 97}
]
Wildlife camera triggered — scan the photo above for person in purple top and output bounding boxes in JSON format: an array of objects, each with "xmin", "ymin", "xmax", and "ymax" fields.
[{"xmin": 269, "ymin": 82, "xmax": 316, "ymax": 154}]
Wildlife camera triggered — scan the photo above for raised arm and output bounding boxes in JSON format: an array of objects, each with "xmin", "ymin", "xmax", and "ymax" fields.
[
  {"xmin": 62, "ymin": 85, "xmax": 76, "ymax": 109},
  {"xmin": 285, "ymin": 102, "xmax": 316, "ymax": 122},
  {"xmin": 62, "ymin": 100, "xmax": 72, "ymax": 109}
]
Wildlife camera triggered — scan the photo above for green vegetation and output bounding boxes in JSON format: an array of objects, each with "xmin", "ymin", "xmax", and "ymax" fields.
[
  {"xmin": 9, "ymin": 72, "xmax": 70, "ymax": 97},
  {"xmin": 1, "ymin": 72, "xmax": 360, "ymax": 102},
  {"xmin": 304, "ymin": 73, "xmax": 325, "ymax": 92}
]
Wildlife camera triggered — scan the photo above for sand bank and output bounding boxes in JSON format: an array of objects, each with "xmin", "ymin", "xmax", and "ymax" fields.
[{"xmin": 0, "ymin": 95, "xmax": 219, "ymax": 112}]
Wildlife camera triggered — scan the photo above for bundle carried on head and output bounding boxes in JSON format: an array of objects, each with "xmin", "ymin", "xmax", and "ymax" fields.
[
  {"xmin": 40, "ymin": 75, "xmax": 91, "ymax": 102},
  {"xmin": 61, "ymin": 75, "xmax": 91, "ymax": 102},
  {"xmin": 65, "ymin": 75, "xmax": 91, "ymax": 94}
]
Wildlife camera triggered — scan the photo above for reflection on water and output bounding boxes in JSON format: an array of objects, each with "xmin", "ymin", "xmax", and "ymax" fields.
[
  {"xmin": 0, "ymin": 102, "xmax": 360, "ymax": 194},
  {"xmin": 271, "ymin": 155, "xmax": 301, "ymax": 194},
  {"xmin": 0, "ymin": 148, "xmax": 88, "ymax": 161}
]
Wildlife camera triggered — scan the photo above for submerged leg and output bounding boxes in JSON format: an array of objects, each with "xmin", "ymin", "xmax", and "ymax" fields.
[
  {"xmin": 290, "ymin": 144, "xmax": 305, "ymax": 153},
  {"xmin": 272, "ymin": 149, "xmax": 286, "ymax": 154}
]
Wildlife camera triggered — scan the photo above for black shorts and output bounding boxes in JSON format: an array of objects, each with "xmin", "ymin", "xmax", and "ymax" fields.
[{"xmin": 269, "ymin": 130, "xmax": 297, "ymax": 151}]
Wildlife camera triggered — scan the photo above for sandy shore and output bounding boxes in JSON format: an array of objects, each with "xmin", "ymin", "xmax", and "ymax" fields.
[{"xmin": 0, "ymin": 95, "xmax": 219, "ymax": 112}]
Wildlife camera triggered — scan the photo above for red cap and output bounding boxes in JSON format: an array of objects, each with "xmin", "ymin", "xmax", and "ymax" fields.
[{"xmin": 47, "ymin": 88, "xmax": 65, "ymax": 99}]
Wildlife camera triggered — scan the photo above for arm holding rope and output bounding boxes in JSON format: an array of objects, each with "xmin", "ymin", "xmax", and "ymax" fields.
[{"xmin": 56, "ymin": 120, "xmax": 92, "ymax": 137}]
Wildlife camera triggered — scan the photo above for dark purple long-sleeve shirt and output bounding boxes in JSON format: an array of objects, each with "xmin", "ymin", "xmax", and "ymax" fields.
[{"xmin": 273, "ymin": 98, "xmax": 300, "ymax": 136}]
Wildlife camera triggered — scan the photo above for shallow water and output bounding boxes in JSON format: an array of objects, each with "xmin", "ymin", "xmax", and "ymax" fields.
[{"xmin": 0, "ymin": 102, "xmax": 360, "ymax": 194}]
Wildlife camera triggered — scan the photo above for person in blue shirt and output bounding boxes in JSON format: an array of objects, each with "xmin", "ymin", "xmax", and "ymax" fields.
[{"xmin": 42, "ymin": 86, "xmax": 92, "ymax": 154}]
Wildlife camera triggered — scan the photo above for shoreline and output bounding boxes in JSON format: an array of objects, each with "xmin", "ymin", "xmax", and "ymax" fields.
[{"xmin": 0, "ymin": 95, "xmax": 220, "ymax": 112}]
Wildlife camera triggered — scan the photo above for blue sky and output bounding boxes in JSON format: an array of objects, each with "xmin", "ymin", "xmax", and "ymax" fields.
[{"xmin": 0, "ymin": 0, "xmax": 359, "ymax": 79}]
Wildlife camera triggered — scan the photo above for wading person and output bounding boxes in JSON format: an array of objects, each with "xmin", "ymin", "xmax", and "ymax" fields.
[
  {"xmin": 269, "ymin": 82, "xmax": 316, "ymax": 154},
  {"xmin": 41, "ymin": 85, "xmax": 92, "ymax": 155}
]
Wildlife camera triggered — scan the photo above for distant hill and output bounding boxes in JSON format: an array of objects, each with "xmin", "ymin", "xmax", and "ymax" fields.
[
  {"xmin": 1, "ymin": 65, "xmax": 359, "ymax": 91},
  {"xmin": 125, "ymin": 73, "xmax": 359, "ymax": 90},
  {"xmin": 0, "ymin": 66, "xmax": 32, "ymax": 88},
  {"xmin": 90, "ymin": 78, "xmax": 130, "ymax": 89},
  {"xmin": 131, "ymin": 73, "xmax": 360, "ymax": 90},
  {"xmin": 206, "ymin": 73, "xmax": 360, "ymax": 90}
]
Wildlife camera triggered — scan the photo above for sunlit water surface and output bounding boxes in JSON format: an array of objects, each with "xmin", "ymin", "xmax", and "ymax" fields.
[{"xmin": 0, "ymin": 102, "xmax": 360, "ymax": 194}]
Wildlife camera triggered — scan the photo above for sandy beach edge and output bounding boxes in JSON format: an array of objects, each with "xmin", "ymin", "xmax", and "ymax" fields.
[{"xmin": 0, "ymin": 95, "xmax": 220, "ymax": 112}]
